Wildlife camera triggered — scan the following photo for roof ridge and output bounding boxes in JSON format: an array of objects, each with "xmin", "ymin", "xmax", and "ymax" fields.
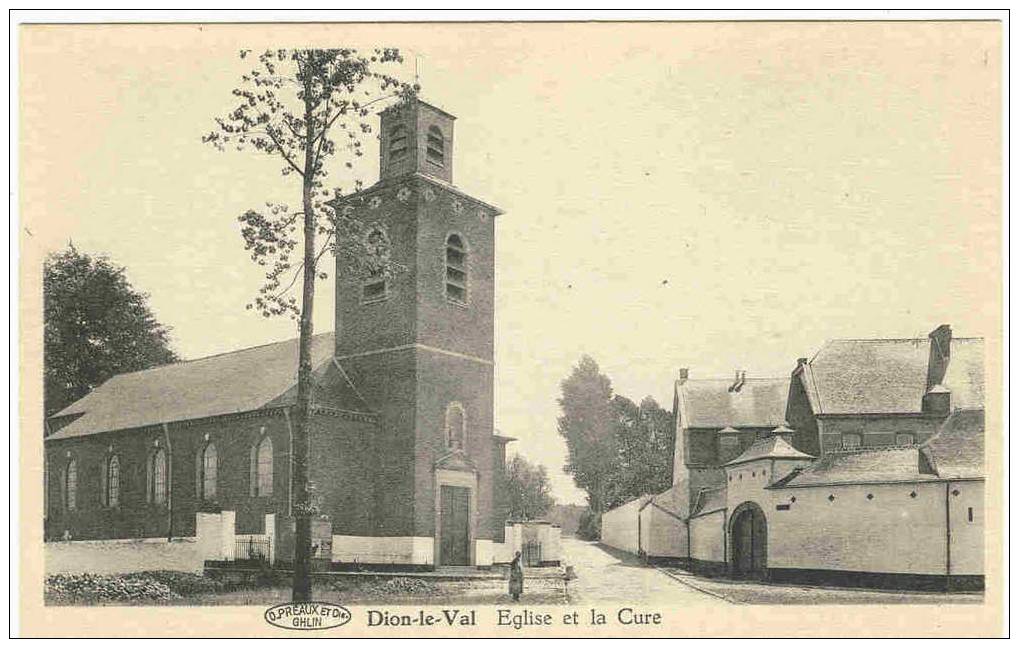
[
  {"xmin": 826, "ymin": 337, "xmax": 931, "ymax": 343},
  {"xmin": 680, "ymin": 377, "xmax": 788, "ymax": 383},
  {"xmin": 124, "ymin": 332, "xmax": 334, "ymax": 375}
]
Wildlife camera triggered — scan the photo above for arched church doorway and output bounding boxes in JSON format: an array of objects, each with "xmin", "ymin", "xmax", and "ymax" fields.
[{"xmin": 729, "ymin": 502, "xmax": 768, "ymax": 580}]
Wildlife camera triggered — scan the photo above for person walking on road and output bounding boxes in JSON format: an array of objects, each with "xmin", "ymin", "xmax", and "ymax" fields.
[{"xmin": 509, "ymin": 551, "xmax": 524, "ymax": 602}]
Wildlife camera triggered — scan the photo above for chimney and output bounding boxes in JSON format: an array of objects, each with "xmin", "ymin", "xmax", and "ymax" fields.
[
  {"xmin": 736, "ymin": 370, "xmax": 747, "ymax": 392},
  {"xmin": 923, "ymin": 384, "xmax": 952, "ymax": 416},
  {"xmin": 679, "ymin": 368, "xmax": 689, "ymax": 384},
  {"xmin": 926, "ymin": 324, "xmax": 953, "ymax": 390},
  {"xmin": 728, "ymin": 369, "xmax": 741, "ymax": 392}
]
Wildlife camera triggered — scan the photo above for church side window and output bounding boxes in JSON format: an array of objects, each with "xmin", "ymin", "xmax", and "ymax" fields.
[
  {"xmin": 445, "ymin": 402, "xmax": 467, "ymax": 451},
  {"xmin": 148, "ymin": 448, "xmax": 167, "ymax": 505},
  {"xmin": 389, "ymin": 124, "xmax": 408, "ymax": 164},
  {"xmin": 201, "ymin": 442, "xmax": 218, "ymax": 501},
  {"xmin": 426, "ymin": 126, "xmax": 444, "ymax": 166},
  {"xmin": 362, "ymin": 227, "xmax": 390, "ymax": 303},
  {"xmin": 445, "ymin": 234, "xmax": 467, "ymax": 304},
  {"xmin": 63, "ymin": 458, "xmax": 77, "ymax": 511},
  {"xmin": 251, "ymin": 437, "xmax": 273, "ymax": 497},
  {"xmin": 106, "ymin": 455, "xmax": 120, "ymax": 508}
]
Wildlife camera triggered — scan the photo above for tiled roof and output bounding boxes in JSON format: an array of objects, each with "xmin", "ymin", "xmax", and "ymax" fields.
[
  {"xmin": 677, "ymin": 378, "xmax": 789, "ymax": 428},
  {"xmin": 804, "ymin": 337, "xmax": 984, "ymax": 415},
  {"xmin": 942, "ymin": 339, "xmax": 985, "ymax": 410},
  {"xmin": 805, "ymin": 339, "xmax": 930, "ymax": 415},
  {"xmin": 690, "ymin": 486, "xmax": 727, "ymax": 517},
  {"xmin": 725, "ymin": 436, "xmax": 815, "ymax": 466},
  {"xmin": 47, "ymin": 333, "xmax": 370, "ymax": 440},
  {"xmin": 770, "ymin": 446, "xmax": 937, "ymax": 488},
  {"xmin": 921, "ymin": 409, "xmax": 984, "ymax": 480}
]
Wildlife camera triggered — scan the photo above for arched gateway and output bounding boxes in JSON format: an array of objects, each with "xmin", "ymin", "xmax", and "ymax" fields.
[{"xmin": 728, "ymin": 501, "xmax": 768, "ymax": 580}]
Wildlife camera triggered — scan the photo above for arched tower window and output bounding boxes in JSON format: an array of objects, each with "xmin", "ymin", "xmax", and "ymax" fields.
[
  {"xmin": 148, "ymin": 448, "xmax": 167, "ymax": 505},
  {"xmin": 106, "ymin": 455, "xmax": 120, "ymax": 508},
  {"xmin": 445, "ymin": 234, "xmax": 467, "ymax": 304},
  {"xmin": 389, "ymin": 124, "xmax": 408, "ymax": 164},
  {"xmin": 362, "ymin": 227, "xmax": 390, "ymax": 303},
  {"xmin": 445, "ymin": 402, "xmax": 467, "ymax": 451},
  {"xmin": 63, "ymin": 458, "xmax": 77, "ymax": 511},
  {"xmin": 200, "ymin": 442, "xmax": 218, "ymax": 501},
  {"xmin": 426, "ymin": 126, "xmax": 444, "ymax": 166},
  {"xmin": 250, "ymin": 436, "xmax": 273, "ymax": 497}
]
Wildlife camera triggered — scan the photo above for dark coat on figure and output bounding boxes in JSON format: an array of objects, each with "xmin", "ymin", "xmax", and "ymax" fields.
[{"xmin": 509, "ymin": 555, "xmax": 524, "ymax": 597}]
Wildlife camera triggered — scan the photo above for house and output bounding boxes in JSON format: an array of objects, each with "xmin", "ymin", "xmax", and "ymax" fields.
[
  {"xmin": 44, "ymin": 98, "xmax": 517, "ymax": 570},
  {"xmin": 602, "ymin": 371, "xmax": 793, "ymax": 561},
  {"xmin": 601, "ymin": 324, "xmax": 986, "ymax": 590}
]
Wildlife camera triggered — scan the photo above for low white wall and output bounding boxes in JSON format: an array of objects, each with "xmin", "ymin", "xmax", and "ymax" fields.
[
  {"xmin": 475, "ymin": 539, "xmax": 494, "ymax": 566},
  {"xmin": 640, "ymin": 504, "xmax": 687, "ymax": 559},
  {"xmin": 45, "ymin": 537, "xmax": 204, "ymax": 575},
  {"xmin": 768, "ymin": 481, "xmax": 949, "ymax": 575},
  {"xmin": 493, "ymin": 524, "xmax": 522, "ymax": 564},
  {"xmin": 948, "ymin": 481, "xmax": 983, "ymax": 576},
  {"xmin": 331, "ymin": 535, "xmax": 434, "ymax": 565},
  {"xmin": 543, "ymin": 525, "xmax": 562, "ymax": 562},
  {"xmin": 689, "ymin": 511, "xmax": 725, "ymax": 564},
  {"xmin": 601, "ymin": 497, "xmax": 644, "ymax": 554}
]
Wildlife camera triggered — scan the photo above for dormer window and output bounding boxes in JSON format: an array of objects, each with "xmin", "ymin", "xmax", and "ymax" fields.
[
  {"xmin": 426, "ymin": 126, "xmax": 444, "ymax": 166},
  {"xmin": 445, "ymin": 234, "xmax": 467, "ymax": 304},
  {"xmin": 389, "ymin": 125, "xmax": 408, "ymax": 164}
]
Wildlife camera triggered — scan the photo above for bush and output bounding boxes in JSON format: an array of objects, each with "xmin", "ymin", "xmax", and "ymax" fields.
[
  {"xmin": 131, "ymin": 571, "xmax": 224, "ymax": 596},
  {"xmin": 46, "ymin": 573, "xmax": 180, "ymax": 605},
  {"xmin": 577, "ymin": 508, "xmax": 601, "ymax": 541},
  {"xmin": 332, "ymin": 577, "xmax": 440, "ymax": 598}
]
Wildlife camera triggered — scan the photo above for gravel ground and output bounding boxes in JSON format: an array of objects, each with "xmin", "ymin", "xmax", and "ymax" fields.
[{"xmin": 657, "ymin": 567, "xmax": 984, "ymax": 605}]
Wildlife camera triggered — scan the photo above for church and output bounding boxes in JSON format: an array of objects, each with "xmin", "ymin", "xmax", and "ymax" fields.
[{"xmin": 44, "ymin": 99, "xmax": 516, "ymax": 569}]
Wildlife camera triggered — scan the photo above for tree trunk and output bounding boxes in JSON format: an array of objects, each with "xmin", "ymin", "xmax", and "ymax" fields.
[{"xmin": 291, "ymin": 93, "xmax": 318, "ymax": 603}]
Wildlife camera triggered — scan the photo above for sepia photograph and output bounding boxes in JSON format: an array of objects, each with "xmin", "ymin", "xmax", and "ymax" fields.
[{"xmin": 14, "ymin": 13, "xmax": 1005, "ymax": 637}]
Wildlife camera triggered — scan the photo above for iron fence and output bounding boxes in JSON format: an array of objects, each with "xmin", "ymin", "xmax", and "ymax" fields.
[
  {"xmin": 523, "ymin": 540, "xmax": 542, "ymax": 567},
  {"xmin": 235, "ymin": 536, "xmax": 271, "ymax": 563}
]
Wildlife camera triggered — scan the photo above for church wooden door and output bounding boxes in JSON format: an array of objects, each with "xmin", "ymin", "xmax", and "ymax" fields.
[{"xmin": 440, "ymin": 486, "xmax": 471, "ymax": 566}]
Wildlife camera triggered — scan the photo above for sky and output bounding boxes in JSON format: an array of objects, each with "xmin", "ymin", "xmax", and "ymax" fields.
[{"xmin": 21, "ymin": 22, "xmax": 1001, "ymax": 505}]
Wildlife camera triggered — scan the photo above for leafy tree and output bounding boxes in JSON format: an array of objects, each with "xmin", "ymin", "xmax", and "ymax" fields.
[
  {"xmin": 612, "ymin": 396, "xmax": 674, "ymax": 501},
  {"xmin": 204, "ymin": 48, "xmax": 415, "ymax": 602},
  {"xmin": 557, "ymin": 356, "xmax": 676, "ymax": 520},
  {"xmin": 505, "ymin": 454, "xmax": 555, "ymax": 521},
  {"xmin": 44, "ymin": 245, "xmax": 177, "ymax": 418},
  {"xmin": 557, "ymin": 355, "xmax": 618, "ymax": 515}
]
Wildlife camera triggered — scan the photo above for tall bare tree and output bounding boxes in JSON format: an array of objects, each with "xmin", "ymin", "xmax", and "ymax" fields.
[{"xmin": 204, "ymin": 48, "xmax": 415, "ymax": 602}]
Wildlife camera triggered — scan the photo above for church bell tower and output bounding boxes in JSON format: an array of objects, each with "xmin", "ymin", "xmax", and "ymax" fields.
[{"xmin": 328, "ymin": 98, "xmax": 506, "ymax": 566}]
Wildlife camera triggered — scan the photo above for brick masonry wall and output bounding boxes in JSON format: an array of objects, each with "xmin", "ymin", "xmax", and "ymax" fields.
[
  {"xmin": 44, "ymin": 412, "xmax": 294, "ymax": 541},
  {"xmin": 334, "ymin": 349, "xmax": 419, "ymax": 537},
  {"xmin": 309, "ymin": 413, "xmax": 378, "ymax": 536},
  {"xmin": 331, "ymin": 170, "xmax": 503, "ymax": 551},
  {"xmin": 413, "ymin": 349, "xmax": 495, "ymax": 540}
]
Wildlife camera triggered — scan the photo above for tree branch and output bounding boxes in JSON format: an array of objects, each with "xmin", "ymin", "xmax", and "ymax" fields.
[{"xmin": 265, "ymin": 126, "xmax": 305, "ymax": 176}]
